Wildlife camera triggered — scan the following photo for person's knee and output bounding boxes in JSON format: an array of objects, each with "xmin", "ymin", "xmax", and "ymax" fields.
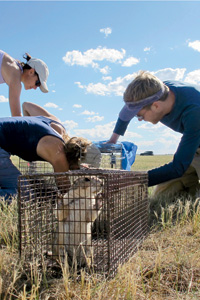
[{"xmin": 153, "ymin": 180, "xmax": 184, "ymax": 198}]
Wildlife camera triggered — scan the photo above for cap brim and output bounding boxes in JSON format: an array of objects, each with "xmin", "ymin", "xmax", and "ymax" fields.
[
  {"xmin": 119, "ymin": 104, "xmax": 140, "ymax": 122},
  {"xmin": 40, "ymin": 81, "xmax": 48, "ymax": 93},
  {"xmin": 81, "ymin": 144, "xmax": 102, "ymax": 168}
]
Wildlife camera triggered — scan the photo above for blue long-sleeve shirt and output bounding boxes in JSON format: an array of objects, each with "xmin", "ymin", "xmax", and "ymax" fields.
[{"xmin": 113, "ymin": 81, "xmax": 200, "ymax": 186}]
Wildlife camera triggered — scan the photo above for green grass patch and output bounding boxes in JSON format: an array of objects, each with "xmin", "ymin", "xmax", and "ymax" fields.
[{"xmin": 132, "ymin": 154, "xmax": 173, "ymax": 171}]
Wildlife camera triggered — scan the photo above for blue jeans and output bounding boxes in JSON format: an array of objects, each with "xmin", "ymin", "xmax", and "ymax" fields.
[{"xmin": 0, "ymin": 148, "xmax": 21, "ymax": 201}]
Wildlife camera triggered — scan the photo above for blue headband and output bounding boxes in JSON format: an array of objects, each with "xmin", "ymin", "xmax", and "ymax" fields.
[{"xmin": 119, "ymin": 85, "xmax": 166, "ymax": 122}]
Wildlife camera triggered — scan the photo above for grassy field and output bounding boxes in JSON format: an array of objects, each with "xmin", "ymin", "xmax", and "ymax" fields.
[
  {"xmin": 11, "ymin": 154, "xmax": 173, "ymax": 173},
  {"xmin": 1, "ymin": 155, "xmax": 200, "ymax": 299},
  {"xmin": 132, "ymin": 154, "xmax": 173, "ymax": 171}
]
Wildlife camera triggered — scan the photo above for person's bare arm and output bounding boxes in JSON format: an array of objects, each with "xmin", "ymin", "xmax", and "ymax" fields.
[
  {"xmin": 1, "ymin": 53, "xmax": 23, "ymax": 116},
  {"xmin": 37, "ymin": 136, "xmax": 70, "ymax": 193},
  {"xmin": 22, "ymin": 101, "xmax": 61, "ymax": 122},
  {"xmin": 8, "ymin": 81, "xmax": 22, "ymax": 116},
  {"xmin": 106, "ymin": 132, "xmax": 120, "ymax": 144},
  {"xmin": 23, "ymin": 102, "xmax": 66, "ymax": 136}
]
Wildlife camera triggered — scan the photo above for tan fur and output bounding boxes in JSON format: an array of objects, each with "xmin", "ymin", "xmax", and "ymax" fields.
[{"xmin": 53, "ymin": 176, "xmax": 103, "ymax": 266}]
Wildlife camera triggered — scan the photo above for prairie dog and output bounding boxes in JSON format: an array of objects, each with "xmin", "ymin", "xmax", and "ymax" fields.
[{"xmin": 53, "ymin": 176, "xmax": 103, "ymax": 266}]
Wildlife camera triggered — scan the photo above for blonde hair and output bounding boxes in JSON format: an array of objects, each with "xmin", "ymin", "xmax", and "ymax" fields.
[
  {"xmin": 64, "ymin": 137, "xmax": 91, "ymax": 170},
  {"xmin": 124, "ymin": 71, "xmax": 169, "ymax": 103}
]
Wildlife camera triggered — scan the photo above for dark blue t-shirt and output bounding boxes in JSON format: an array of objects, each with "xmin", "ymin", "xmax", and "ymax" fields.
[
  {"xmin": 113, "ymin": 81, "xmax": 200, "ymax": 186},
  {"xmin": 0, "ymin": 116, "xmax": 64, "ymax": 161}
]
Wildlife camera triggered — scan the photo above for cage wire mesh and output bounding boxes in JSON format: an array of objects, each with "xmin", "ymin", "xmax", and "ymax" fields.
[
  {"xmin": 17, "ymin": 142, "xmax": 123, "ymax": 175},
  {"xmin": 18, "ymin": 169, "xmax": 148, "ymax": 278}
]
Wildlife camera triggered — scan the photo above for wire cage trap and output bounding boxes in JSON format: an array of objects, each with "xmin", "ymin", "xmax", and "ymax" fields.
[
  {"xmin": 18, "ymin": 158, "xmax": 53, "ymax": 175},
  {"xmin": 18, "ymin": 169, "xmax": 148, "ymax": 278},
  {"xmin": 17, "ymin": 142, "xmax": 130, "ymax": 175},
  {"xmin": 94, "ymin": 143, "xmax": 124, "ymax": 169}
]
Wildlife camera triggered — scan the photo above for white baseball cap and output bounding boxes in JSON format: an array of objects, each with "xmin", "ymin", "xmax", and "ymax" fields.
[
  {"xmin": 81, "ymin": 143, "xmax": 102, "ymax": 168},
  {"xmin": 27, "ymin": 58, "xmax": 49, "ymax": 93}
]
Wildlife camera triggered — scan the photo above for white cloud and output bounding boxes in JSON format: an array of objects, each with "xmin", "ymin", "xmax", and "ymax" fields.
[
  {"xmin": 75, "ymin": 72, "xmax": 137, "ymax": 96},
  {"xmin": 134, "ymin": 132, "xmax": 180, "ymax": 155},
  {"xmin": 86, "ymin": 115, "xmax": 104, "ymax": 122},
  {"xmin": 62, "ymin": 47, "xmax": 126, "ymax": 73},
  {"xmin": 153, "ymin": 68, "xmax": 186, "ymax": 81},
  {"xmin": 52, "ymin": 90, "xmax": 56, "ymax": 93},
  {"xmin": 161, "ymin": 128, "xmax": 181, "ymax": 141},
  {"xmin": 100, "ymin": 27, "xmax": 112, "ymax": 38},
  {"xmin": 144, "ymin": 47, "xmax": 151, "ymax": 52},
  {"xmin": 0, "ymin": 95, "xmax": 8, "ymax": 102},
  {"xmin": 62, "ymin": 120, "xmax": 78, "ymax": 131},
  {"xmin": 138, "ymin": 121, "xmax": 181, "ymax": 140},
  {"xmin": 102, "ymin": 76, "xmax": 112, "ymax": 81},
  {"xmin": 73, "ymin": 104, "xmax": 82, "ymax": 108},
  {"xmin": 123, "ymin": 131, "xmax": 142, "ymax": 139},
  {"xmin": 75, "ymin": 81, "xmax": 110, "ymax": 96},
  {"xmin": 122, "ymin": 57, "xmax": 140, "ymax": 67},
  {"xmin": 81, "ymin": 110, "xmax": 96, "ymax": 115},
  {"xmin": 44, "ymin": 102, "xmax": 59, "ymax": 108},
  {"xmin": 75, "ymin": 81, "xmax": 84, "ymax": 88},
  {"xmin": 188, "ymin": 40, "xmax": 200, "ymax": 52},
  {"xmin": 99, "ymin": 65, "xmax": 110, "ymax": 74},
  {"xmin": 74, "ymin": 67, "xmax": 192, "ymax": 98},
  {"xmin": 138, "ymin": 122, "xmax": 164, "ymax": 130},
  {"xmin": 74, "ymin": 121, "xmax": 116, "ymax": 140},
  {"xmin": 184, "ymin": 69, "xmax": 200, "ymax": 85}
]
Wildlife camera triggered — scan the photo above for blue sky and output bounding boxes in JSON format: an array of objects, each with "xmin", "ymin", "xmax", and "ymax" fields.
[{"xmin": 1, "ymin": 1, "xmax": 200, "ymax": 154}]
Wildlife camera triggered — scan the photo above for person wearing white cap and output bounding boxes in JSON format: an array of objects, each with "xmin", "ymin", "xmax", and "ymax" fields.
[
  {"xmin": 0, "ymin": 49, "xmax": 49, "ymax": 116},
  {"xmin": 108, "ymin": 71, "xmax": 200, "ymax": 198}
]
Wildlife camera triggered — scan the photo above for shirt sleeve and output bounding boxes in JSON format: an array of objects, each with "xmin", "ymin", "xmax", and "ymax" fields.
[
  {"xmin": 113, "ymin": 117, "xmax": 130, "ymax": 136},
  {"xmin": 148, "ymin": 107, "xmax": 200, "ymax": 186}
]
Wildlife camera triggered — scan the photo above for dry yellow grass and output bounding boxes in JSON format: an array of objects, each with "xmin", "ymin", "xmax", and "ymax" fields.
[
  {"xmin": 0, "ymin": 156, "xmax": 200, "ymax": 299},
  {"xmin": 1, "ymin": 197, "xmax": 200, "ymax": 299}
]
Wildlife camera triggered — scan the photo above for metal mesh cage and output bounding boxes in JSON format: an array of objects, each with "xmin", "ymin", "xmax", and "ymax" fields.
[
  {"xmin": 95, "ymin": 143, "xmax": 123, "ymax": 169},
  {"xmin": 17, "ymin": 143, "xmax": 124, "ymax": 175},
  {"xmin": 18, "ymin": 159, "xmax": 53, "ymax": 174},
  {"xmin": 18, "ymin": 169, "xmax": 148, "ymax": 278}
]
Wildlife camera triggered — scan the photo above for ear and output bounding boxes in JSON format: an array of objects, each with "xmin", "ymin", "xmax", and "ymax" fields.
[
  {"xmin": 151, "ymin": 101, "xmax": 162, "ymax": 112},
  {"xmin": 28, "ymin": 68, "xmax": 35, "ymax": 76}
]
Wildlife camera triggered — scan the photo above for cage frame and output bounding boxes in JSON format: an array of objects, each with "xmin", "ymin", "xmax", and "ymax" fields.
[{"xmin": 18, "ymin": 169, "xmax": 148, "ymax": 278}]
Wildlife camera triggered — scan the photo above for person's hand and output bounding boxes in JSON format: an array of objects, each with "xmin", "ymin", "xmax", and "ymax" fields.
[
  {"xmin": 80, "ymin": 163, "xmax": 90, "ymax": 169},
  {"xmin": 105, "ymin": 133, "xmax": 120, "ymax": 144}
]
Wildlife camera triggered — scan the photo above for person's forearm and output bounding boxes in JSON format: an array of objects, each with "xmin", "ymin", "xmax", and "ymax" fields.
[
  {"xmin": 8, "ymin": 78, "xmax": 22, "ymax": 116},
  {"xmin": 107, "ymin": 132, "xmax": 120, "ymax": 144},
  {"xmin": 23, "ymin": 101, "xmax": 48, "ymax": 117},
  {"xmin": 9, "ymin": 93, "xmax": 22, "ymax": 116}
]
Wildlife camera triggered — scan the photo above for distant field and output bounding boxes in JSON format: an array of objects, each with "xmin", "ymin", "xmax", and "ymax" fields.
[
  {"xmin": 131, "ymin": 154, "xmax": 173, "ymax": 171},
  {"xmin": 11, "ymin": 156, "xmax": 19, "ymax": 168},
  {"xmin": 11, "ymin": 154, "xmax": 173, "ymax": 172}
]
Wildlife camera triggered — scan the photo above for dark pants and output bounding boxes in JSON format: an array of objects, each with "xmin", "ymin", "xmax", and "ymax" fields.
[{"xmin": 0, "ymin": 148, "xmax": 21, "ymax": 200}]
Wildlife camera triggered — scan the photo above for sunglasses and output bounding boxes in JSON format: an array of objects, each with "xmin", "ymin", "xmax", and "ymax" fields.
[{"xmin": 34, "ymin": 71, "xmax": 41, "ymax": 87}]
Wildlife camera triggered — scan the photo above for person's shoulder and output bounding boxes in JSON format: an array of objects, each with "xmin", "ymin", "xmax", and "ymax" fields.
[
  {"xmin": 164, "ymin": 80, "xmax": 186, "ymax": 88},
  {"xmin": 164, "ymin": 80, "xmax": 200, "ymax": 90}
]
